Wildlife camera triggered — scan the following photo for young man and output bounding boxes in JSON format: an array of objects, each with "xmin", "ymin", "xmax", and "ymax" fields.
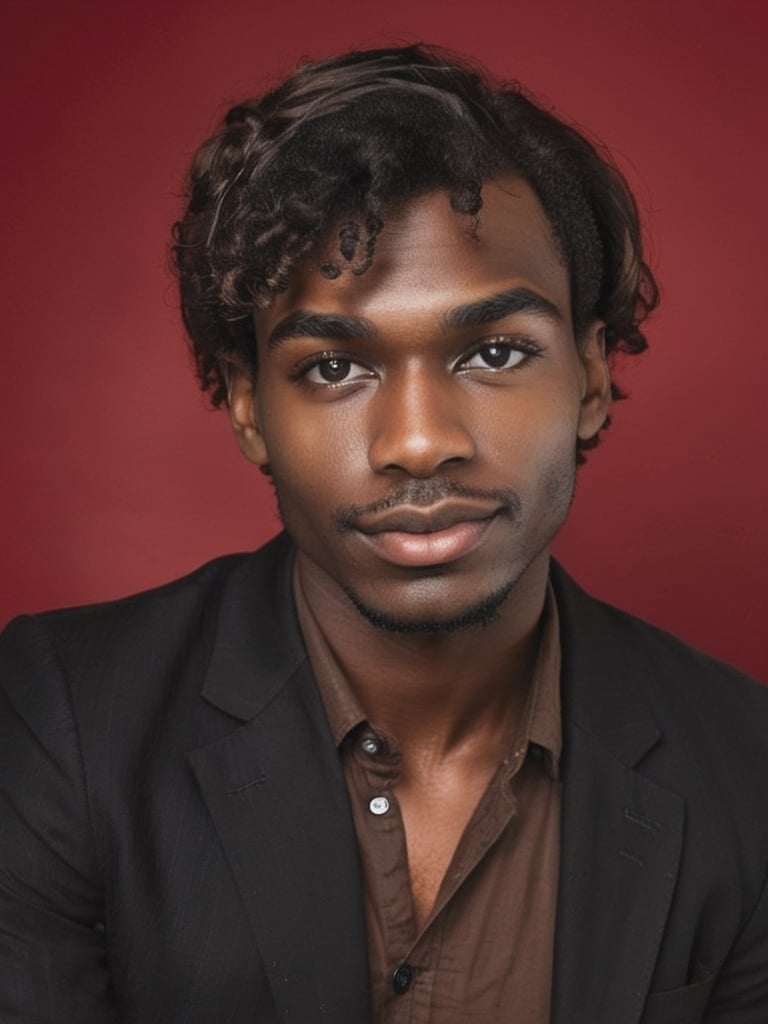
[{"xmin": 1, "ymin": 45, "xmax": 766, "ymax": 1023}]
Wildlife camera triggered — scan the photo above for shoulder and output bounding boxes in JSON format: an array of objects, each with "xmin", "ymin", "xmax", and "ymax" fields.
[
  {"xmin": 0, "ymin": 532, "xmax": 303, "ymax": 854},
  {"xmin": 0, "ymin": 533, "xmax": 297, "ymax": 717},
  {"xmin": 3, "ymin": 534, "xmax": 287, "ymax": 657},
  {"xmin": 551, "ymin": 559, "xmax": 768, "ymax": 770},
  {"xmin": 551, "ymin": 558, "xmax": 766, "ymax": 697},
  {"xmin": 4, "ymin": 549, "xmax": 244, "ymax": 648}
]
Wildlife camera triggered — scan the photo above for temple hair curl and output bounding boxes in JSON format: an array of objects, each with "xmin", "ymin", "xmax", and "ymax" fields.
[{"xmin": 172, "ymin": 44, "xmax": 658, "ymax": 452}]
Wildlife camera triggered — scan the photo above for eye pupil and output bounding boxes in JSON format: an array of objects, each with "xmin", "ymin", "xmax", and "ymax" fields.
[
  {"xmin": 481, "ymin": 343, "xmax": 510, "ymax": 368},
  {"xmin": 319, "ymin": 358, "xmax": 350, "ymax": 382}
]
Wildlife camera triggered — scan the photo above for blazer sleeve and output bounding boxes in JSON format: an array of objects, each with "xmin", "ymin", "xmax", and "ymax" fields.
[{"xmin": 0, "ymin": 614, "xmax": 118, "ymax": 1021}]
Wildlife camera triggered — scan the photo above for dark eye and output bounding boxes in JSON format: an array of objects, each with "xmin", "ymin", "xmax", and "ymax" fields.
[
  {"xmin": 314, "ymin": 357, "xmax": 350, "ymax": 382},
  {"xmin": 304, "ymin": 356, "xmax": 372, "ymax": 385},
  {"xmin": 461, "ymin": 342, "xmax": 527, "ymax": 371}
]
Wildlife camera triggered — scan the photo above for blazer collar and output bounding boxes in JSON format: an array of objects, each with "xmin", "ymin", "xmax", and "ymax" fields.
[
  {"xmin": 198, "ymin": 532, "xmax": 306, "ymax": 721},
  {"xmin": 550, "ymin": 560, "xmax": 664, "ymax": 767},
  {"xmin": 550, "ymin": 562, "xmax": 685, "ymax": 1024},
  {"xmin": 199, "ymin": 543, "xmax": 666, "ymax": 756}
]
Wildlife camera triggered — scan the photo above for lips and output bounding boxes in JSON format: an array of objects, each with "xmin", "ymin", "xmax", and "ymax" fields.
[
  {"xmin": 354, "ymin": 500, "xmax": 502, "ymax": 536},
  {"xmin": 352, "ymin": 501, "xmax": 502, "ymax": 568}
]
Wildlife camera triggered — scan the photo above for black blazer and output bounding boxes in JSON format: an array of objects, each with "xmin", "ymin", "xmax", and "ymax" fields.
[{"xmin": 1, "ymin": 533, "xmax": 767, "ymax": 1023}]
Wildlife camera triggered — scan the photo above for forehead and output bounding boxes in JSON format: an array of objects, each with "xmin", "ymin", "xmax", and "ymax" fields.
[{"xmin": 257, "ymin": 175, "xmax": 571, "ymax": 331}]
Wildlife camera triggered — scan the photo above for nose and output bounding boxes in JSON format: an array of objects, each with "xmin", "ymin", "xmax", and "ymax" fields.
[{"xmin": 368, "ymin": 365, "xmax": 476, "ymax": 477}]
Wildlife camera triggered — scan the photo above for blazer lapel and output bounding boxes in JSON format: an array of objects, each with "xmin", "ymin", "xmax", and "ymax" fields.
[
  {"xmin": 187, "ymin": 536, "xmax": 369, "ymax": 1022},
  {"xmin": 550, "ymin": 564, "xmax": 685, "ymax": 1024}
]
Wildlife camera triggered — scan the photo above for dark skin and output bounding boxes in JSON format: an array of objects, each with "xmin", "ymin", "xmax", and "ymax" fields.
[{"xmin": 229, "ymin": 177, "xmax": 611, "ymax": 926}]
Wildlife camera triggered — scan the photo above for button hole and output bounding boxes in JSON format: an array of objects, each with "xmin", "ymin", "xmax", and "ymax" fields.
[
  {"xmin": 618, "ymin": 848, "xmax": 645, "ymax": 868},
  {"xmin": 623, "ymin": 807, "xmax": 662, "ymax": 832},
  {"xmin": 227, "ymin": 773, "xmax": 268, "ymax": 795}
]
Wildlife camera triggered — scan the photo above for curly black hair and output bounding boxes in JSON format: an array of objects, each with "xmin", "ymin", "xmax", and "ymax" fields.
[{"xmin": 172, "ymin": 44, "xmax": 658, "ymax": 452}]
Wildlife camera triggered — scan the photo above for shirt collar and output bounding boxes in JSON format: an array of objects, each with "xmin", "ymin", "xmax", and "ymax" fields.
[{"xmin": 295, "ymin": 568, "xmax": 562, "ymax": 779}]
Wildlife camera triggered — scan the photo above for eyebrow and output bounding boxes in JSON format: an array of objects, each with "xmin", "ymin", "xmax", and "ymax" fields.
[
  {"xmin": 444, "ymin": 287, "xmax": 563, "ymax": 329},
  {"xmin": 268, "ymin": 311, "xmax": 376, "ymax": 349},
  {"xmin": 266, "ymin": 286, "xmax": 563, "ymax": 349}
]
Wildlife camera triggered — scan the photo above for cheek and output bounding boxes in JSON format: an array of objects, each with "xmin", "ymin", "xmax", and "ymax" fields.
[
  {"xmin": 259, "ymin": 409, "xmax": 367, "ymax": 526},
  {"xmin": 540, "ymin": 449, "xmax": 578, "ymax": 516},
  {"xmin": 260, "ymin": 386, "xmax": 367, "ymax": 471},
  {"xmin": 482, "ymin": 387, "xmax": 581, "ymax": 472}
]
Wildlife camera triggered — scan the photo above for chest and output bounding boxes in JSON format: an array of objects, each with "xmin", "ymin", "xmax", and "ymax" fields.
[
  {"xmin": 349, "ymin": 755, "xmax": 561, "ymax": 1022},
  {"xmin": 396, "ymin": 773, "xmax": 494, "ymax": 928}
]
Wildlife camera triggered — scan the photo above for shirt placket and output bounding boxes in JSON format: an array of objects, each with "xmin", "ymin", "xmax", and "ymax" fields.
[{"xmin": 348, "ymin": 727, "xmax": 434, "ymax": 1021}]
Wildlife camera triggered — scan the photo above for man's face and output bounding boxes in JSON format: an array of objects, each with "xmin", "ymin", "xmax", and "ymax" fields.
[{"xmin": 231, "ymin": 177, "xmax": 610, "ymax": 632}]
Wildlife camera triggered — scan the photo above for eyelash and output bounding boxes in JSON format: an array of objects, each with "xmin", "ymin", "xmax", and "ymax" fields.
[
  {"xmin": 289, "ymin": 351, "xmax": 375, "ymax": 387},
  {"xmin": 290, "ymin": 337, "xmax": 544, "ymax": 388},
  {"xmin": 457, "ymin": 336, "xmax": 544, "ymax": 372}
]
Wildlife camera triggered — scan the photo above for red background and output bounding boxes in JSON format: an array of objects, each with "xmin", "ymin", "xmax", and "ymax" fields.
[{"xmin": 2, "ymin": 0, "xmax": 766, "ymax": 682}]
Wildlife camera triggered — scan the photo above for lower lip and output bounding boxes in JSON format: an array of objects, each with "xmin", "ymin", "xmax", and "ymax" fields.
[{"xmin": 359, "ymin": 518, "xmax": 495, "ymax": 568}]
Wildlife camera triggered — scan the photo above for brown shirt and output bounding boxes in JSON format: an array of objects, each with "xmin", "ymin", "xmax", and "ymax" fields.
[{"xmin": 296, "ymin": 581, "xmax": 562, "ymax": 1024}]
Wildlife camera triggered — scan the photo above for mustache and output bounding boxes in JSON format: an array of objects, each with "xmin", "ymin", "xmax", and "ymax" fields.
[{"xmin": 335, "ymin": 479, "xmax": 522, "ymax": 532}]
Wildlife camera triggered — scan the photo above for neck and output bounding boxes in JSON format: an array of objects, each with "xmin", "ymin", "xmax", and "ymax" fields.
[{"xmin": 295, "ymin": 550, "xmax": 550, "ymax": 758}]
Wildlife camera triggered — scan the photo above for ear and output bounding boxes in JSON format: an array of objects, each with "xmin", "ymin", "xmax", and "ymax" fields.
[
  {"xmin": 576, "ymin": 321, "xmax": 612, "ymax": 442},
  {"xmin": 224, "ymin": 360, "xmax": 270, "ymax": 468}
]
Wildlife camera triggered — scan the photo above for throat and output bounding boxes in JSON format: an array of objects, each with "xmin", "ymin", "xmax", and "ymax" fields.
[{"xmin": 396, "ymin": 760, "xmax": 502, "ymax": 931}]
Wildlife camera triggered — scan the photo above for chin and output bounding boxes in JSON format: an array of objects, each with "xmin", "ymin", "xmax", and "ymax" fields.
[{"xmin": 343, "ymin": 577, "xmax": 517, "ymax": 635}]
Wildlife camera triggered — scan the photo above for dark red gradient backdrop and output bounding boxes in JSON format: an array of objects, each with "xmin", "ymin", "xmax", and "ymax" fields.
[{"xmin": 2, "ymin": 0, "xmax": 766, "ymax": 681}]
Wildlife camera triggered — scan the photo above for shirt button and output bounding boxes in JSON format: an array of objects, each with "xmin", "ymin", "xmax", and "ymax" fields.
[
  {"xmin": 392, "ymin": 963, "xmax": 414, "ymax": 994},
  {"xmin": 361, "ymin": 736, "xmax": 380, "ymax": 755},
  {"xmin": 369, "ymin": 796, "xmax": 390, "ymax": 815}
]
